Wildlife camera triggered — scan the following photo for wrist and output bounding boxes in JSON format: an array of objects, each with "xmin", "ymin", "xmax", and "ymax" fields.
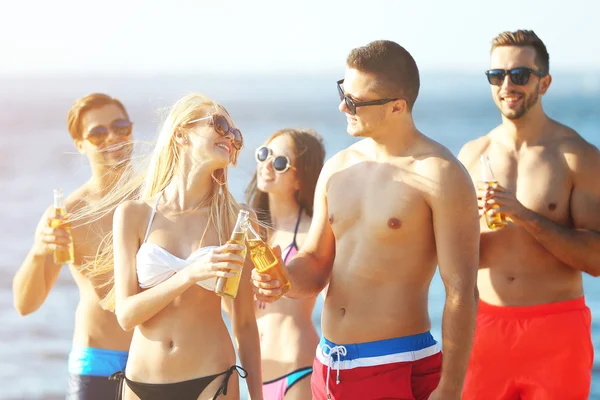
[
  {"xmin": 511, "ymin": 205, "xmax": 536, "ymax": 228},
  {"xmin": 180, "ymin": 268, "xmax": 197, "ymax": 286},
  {"xmin": 435, "ymin": 381, "xmax": 462, "ymax": 397},
  {"xmin": 32, "ymin": 242, "xmax": 48, "ymax": 257}
]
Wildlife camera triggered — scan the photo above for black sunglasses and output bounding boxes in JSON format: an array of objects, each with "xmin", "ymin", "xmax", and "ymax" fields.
[
  {"xmin": 255, "ymin": 146, "xmax": 295, "ymax": 173},
  {"xmin": 485, "ymin": 67, "xmax": 546, "ymax": 86},
  {"xmin": 337, "ymin": 79, "xmax": 399, "ymax": 115},
  {"xmin": 85, "ymin": 119, "xmax": 133, "ymax": 146},
  {"xmin": 188, "ymin": 114, "xmax": 244, "ymax": 150}
]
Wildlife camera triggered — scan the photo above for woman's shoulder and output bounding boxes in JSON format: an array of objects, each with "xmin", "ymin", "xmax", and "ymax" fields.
[{"xmin": 115, "ymin": 198, "xmax": 155, "ymax": 225}]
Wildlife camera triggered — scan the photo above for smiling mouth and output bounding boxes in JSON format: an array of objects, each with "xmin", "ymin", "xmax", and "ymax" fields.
[
  {"xmin": 103, "ymin": 143, "xmax": 128, "ymax": 154},
  {"xmin": 216, "ymin": 143, "xmax": 231, "ymax": 153},
  {"xmin": 501, "ymin": 94, "xmax": 523, "ymax": 103}
]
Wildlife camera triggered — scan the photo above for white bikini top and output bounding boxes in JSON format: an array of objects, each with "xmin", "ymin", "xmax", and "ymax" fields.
[{"xmin": 135, "ymin": 193, "xmax": 219, "ymax": 291}]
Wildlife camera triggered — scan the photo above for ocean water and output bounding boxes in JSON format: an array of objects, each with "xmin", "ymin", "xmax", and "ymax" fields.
[{"xmin": 0, "ymin": 72, "xmax": 598, "ymax": 399}]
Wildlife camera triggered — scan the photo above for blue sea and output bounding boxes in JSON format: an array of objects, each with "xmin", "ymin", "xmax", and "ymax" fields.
[{"xmin": 0, "ymin": 71, "xmax": 598, "ymax": 399}]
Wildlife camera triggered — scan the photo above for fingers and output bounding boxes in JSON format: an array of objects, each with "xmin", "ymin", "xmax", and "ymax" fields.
[
  {"xmin": 250, "ymin": 268, "xmax": 283, "ymax": 302},
  {"xmin": 252, "ymin": 286, "xmax": 282, "ymax": 303},
  {"xmin": 42, "ymin": 234, "xmax": 72, "ymax": 246},
  {"xmin": 212, "ymin": 261, "xmax": 243, "ymax": 273},
  {"xmin": 206, "ymin": 262, "xmax": 244, "ymax": 279},
  {"xmin": 211, "ymin": 252, "xmax": 245, "ymax": 265},
  {"xmin": 251, "ymin": 268, "xmax": 280, "ymax": 285},
  {"xmin": 216, "ymin": 243, "xmax": 245, "ymax": 254},
  {"xmin": 40, "ymin": 227, "xmax": 72, "ymax": 245},
  {"xmin": 478, "ymin": 198, "xmax": 494, "ymax": 215},
  {"xmin": 272, "ymin": 244, "xmax": 282, "ymax": 258}
]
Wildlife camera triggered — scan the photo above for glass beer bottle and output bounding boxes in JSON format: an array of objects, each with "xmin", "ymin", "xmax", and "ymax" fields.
[
  {"xmin": 480, "ymin": 155, "xmax": 507, "ymax": 230},
  {"xmin": 246, "ymin": 224, "xmax": 292, "ymax": 296},
  {"xmin": 50, "ymin": 188, "xmax": 75, "ymax": 265},
  {"xmin": 215, "ymin": 210, "xmax": 249, "ymax": 299}
]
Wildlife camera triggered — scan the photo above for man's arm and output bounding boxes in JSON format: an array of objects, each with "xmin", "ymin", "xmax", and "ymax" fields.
[
  {"xmin": 428, "ymin": 158, "xmax": 480, "ymax": 398},
  {"xmin": 13, "ymin": 207, "xmax": 70, "ymax": 315},
  {"xmin": 487, "ymin": 144, "xmax": 600, "ymax": 276},
  {"xmin": 253, "ymin": 156, "xmax": 338, "ymax": 301}
]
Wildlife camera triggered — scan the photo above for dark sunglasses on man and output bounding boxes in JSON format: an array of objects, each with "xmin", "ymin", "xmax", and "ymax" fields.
[
  {"xmin": 187, "ymin": 114, "xmax": 244, "ymax": 150},
  {"xmin": 84, "ymin": 119, "xmax": 133, "ymax": 146},
  {"xmin": 255, "ymin": 146, "xmax": 295, "ymax": 174},
  {"xmin": 337, "ymin": 79, "xmax": 400, "ymax": 116},
  {"xmin": 485, "ymin": 67, "xmax": 546, "ymax": 86}
]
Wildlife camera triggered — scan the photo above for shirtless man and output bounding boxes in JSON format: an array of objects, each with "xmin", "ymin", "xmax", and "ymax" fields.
[
  {"xmin": 13, "ymin": 93, "xmax": 135, "ymax": 399},
  {"xmin": 252, "ymin": 40, "xmax": 480, "ymax": 400},
  {"xmin": 458, "ymin": 30, "xmax": 599, "ymax": 400}
]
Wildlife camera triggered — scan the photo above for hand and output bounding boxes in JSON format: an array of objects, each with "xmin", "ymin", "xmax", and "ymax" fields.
[
  {"xmin": 477, "ymin": 182, "xmax": 528, "ymax": 223},
  {"xmin": 33, "ymin": 213, "xmax": 72, "ymax": 257},
  {"xmin": 186, "ymin": 242, "xmax": 245, "ymax": 283},
  {"xmin": 251, "ymin": 244, "xmax": 284, "ymax": 303}
]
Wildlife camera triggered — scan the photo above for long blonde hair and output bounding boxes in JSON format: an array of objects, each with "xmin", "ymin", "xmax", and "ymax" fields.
[{"xmin": 76, "ymin": 93, "xmax": 243, "ymax": 311}]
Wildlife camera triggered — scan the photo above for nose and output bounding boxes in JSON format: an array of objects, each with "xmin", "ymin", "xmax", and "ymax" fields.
[
  {"xmin": 339, "ymin": 98, "xmax": 349, "ymax": 114},
  {"xmin": 263, "ymin": 156, "xmax": 275, "ymax": 172},
  {"xmin": 500, "ymin": 74, "xmax": 516, "ymax": 91},
  {"xmin": 104, "ymin": 130, "xmax": 124, "ymax": 145},
  {"xmin": 226, "ymin": 126, "xmax": 236, "ymax": 139}
]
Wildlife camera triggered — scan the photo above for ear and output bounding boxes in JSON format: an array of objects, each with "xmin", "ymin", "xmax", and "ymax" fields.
[
  {"xmin": 539, "ymin": 74, "xmax": 552, "ymax": 95},
  {"xmin": 174, "ymin": 129, "xmax": 188, "ymax": 146},
  {"xmin": 74, "ymin": 139, "xmax": 85, "ymax": 154},
  {"xmin": 391, "ymin": 99, "xmax": 407, "ymax": 114}
]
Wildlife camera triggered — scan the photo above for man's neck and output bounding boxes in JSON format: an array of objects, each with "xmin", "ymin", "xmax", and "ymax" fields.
[
  {"xmin": 369, "ymin": 118, "xmax": 422, "ymax": 160},
  {"xmin": 500, "ymin": 105, "xmax": 551, "ymax": 150},
  {"xmin": 88, "ymin": 165, "xmax": 125, "ymax": 198}
]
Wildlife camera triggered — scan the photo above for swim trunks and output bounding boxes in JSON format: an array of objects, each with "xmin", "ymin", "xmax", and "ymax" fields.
[
  {"xmin": 463, "ymin": 297, "xmax": 593, "ymax": 400},
  {"xmin": 65, "ymin": 346, "xmax": 128, "ymax": 400},
  {"xmin": 312, "ymin": 332, "xmax": 442, "ymax": 400}
]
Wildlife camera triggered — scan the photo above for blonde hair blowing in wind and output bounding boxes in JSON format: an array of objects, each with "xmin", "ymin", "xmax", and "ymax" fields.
[{"xmin": 78, "ymin": 93, "xmax": 244, "ymax": 311}]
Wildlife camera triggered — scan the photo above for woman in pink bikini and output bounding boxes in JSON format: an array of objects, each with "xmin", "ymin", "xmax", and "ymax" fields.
[{"xmin": 245, "ymin": 128, "xmax": 326, "ymax": 400}]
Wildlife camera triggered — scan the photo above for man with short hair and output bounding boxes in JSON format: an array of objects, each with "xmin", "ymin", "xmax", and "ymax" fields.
[
  {"xmin": 253, "ymin": 40, "xmax": 480, "ymax": 400},
  {"xmin": 13, "ymin": 93, "xmax": 135, "ymax": 399},
  {"xmin": 458, "ymin": 30, "xmax": 599, "ymax": 399}
]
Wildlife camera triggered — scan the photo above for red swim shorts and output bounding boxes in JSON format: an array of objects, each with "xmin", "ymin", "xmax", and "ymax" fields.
[
  {"xmin": 463, "ymin": 297, "xmax": 594, "ymax": 400},
  {"xmin": 311, "ymin": 332, "xmax": 442, "ymax": 400}
]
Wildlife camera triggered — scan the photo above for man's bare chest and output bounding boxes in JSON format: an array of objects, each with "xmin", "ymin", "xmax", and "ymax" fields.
[{"xmin": 326, "ymin": 163, "xmax": 431, "ymax": 238}]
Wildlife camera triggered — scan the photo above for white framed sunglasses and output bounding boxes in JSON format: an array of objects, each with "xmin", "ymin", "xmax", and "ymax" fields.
[{"xmin": 255, "ymin": 146, "xmax": 296, "ymax": 173}]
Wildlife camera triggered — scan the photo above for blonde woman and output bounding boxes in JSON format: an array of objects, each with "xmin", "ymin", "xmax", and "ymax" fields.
[
  {"xmin": 91, "ymin": 93, "xmax": 262, "ymax": 399},
  {"xmin": 246, "ymin": 129, "xmax": 325, "ymax": 400}
]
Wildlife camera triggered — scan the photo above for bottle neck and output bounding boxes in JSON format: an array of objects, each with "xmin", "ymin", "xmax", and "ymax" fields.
[
  {"xmin": 53, "ymin": 190, "xmax": 65, "ymax": 210},
  {"xmin": 231, "ymin": 213, "xmax": 250, "ymax": 235}
]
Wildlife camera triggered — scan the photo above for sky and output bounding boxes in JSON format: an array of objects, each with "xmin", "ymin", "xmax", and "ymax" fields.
[{"xmin": 1, "ymin": 0, "xmax": 599, "ymax": 75}]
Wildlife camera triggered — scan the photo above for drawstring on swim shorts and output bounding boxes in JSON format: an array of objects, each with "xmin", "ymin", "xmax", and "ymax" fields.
[{"xmin": 321, "ymin": 344, "xmax": 347, "ymax": 399}]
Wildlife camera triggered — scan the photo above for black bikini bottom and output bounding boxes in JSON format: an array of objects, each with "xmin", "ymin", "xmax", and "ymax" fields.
[{"xmin": 110, "ymin": 365, "xmax": 247, "ymax": 400}]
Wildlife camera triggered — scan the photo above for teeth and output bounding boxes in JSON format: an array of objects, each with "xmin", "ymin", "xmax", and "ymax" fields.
[{"xmin": 216, "ymin": 144, "xmax": 229, "ymax": 151}]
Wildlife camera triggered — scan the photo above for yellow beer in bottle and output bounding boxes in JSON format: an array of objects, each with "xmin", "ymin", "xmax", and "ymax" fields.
[
  {"xmin": 50, "ymin": 188, "xmax": 75, "ymax": 265},
  {"xmin": 247, "ymin": 224, "xmax": 291, "ymax": 296},
  {"xmin": 480, "ymin": 155, "xmax": 507, "ymax": 230},
  {"xmin": 215, "ymin": 210, "xmax": 249, "ymax": 299}
]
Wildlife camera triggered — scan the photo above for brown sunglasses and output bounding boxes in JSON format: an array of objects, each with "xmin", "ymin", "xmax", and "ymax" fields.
[
  {"xmin": 187, "ymin": 114, "xmax": 244, "ymax": 150},
  {"xmin": 84, "ymin": 119, "xmax": 133, "ymax": 146}
]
